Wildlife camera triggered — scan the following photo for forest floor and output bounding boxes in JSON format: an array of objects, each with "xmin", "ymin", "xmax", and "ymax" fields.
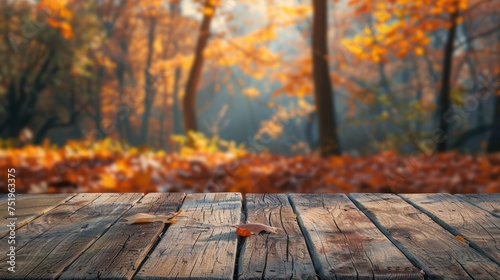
[{"xmin": 1, "ymin": 140, "xmax": 499, "ymax": 194}]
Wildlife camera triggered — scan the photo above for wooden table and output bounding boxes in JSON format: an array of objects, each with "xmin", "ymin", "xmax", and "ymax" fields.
[{"xmin": 0, "ymin": 193, "xmax": 499, "ymax": 279}]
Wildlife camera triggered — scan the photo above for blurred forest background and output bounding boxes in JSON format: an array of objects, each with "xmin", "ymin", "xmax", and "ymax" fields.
[{"xmin": 0, "ymin": 0, "xmax": 499, "ymax": 194}]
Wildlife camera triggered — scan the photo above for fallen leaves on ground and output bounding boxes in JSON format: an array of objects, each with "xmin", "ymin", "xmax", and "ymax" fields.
[
  {"xmin": 234, "ymin": 222, "xmax": 280, "ymax": 235},
  {"xmin": 123, "ymin": 210, "xmax": 183, "ymax": 224},
  {"xmin": 0, "ymin": 141, "xmax": 499, "ymax": 194}
]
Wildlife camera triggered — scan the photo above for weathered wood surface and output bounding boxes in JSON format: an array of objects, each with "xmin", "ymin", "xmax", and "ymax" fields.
[
  {"xmin": 350, "ymin": 193, "xmax": 500, "ymax": 280},
  {"xmin": 0, "ymin": 193, "xmax": 142, "ymax": 279},
  {"xmin": 290, "ymin": 194, "xmax": 422, "ymax": 280},
  {"xmin": 0, "ymin": 193, "xmax": 74, "ymax": 238},
  {"xmin": 238, "ymin": 194, "xmax": 317, "ymax": 280},
  {"xmin": 456, "ymin": 193, "xmax": 500, "ymax": 217},
  {"xmin": 60, "ymin": 193, "xmax": 185, "ymax": 280},
  {"xmin": 401, "ymin": 193, "xmax": 500, "ymax": 265},
  {"xmin": 136, "ymin": 193, "xmax": 242, "ymax": 280},
  {"xmin": 1, "ymin": 192, "xmax": 499, "ymax": 280}
]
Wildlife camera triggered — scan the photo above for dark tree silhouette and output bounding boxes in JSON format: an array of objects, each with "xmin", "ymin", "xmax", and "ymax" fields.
[
  {"xmin": 312, "ymin": 0, "xmax": 340, "ymax": 156},
  {"xmin": 437, "ymin": 10, "xmax": 458, "ymax": 152},
  {"xmin": 183, "ymin": 0, "xmax": 215, "ymax": 135},
  {"xmin": 488, "ymin": 93, "xmax": 500, "ymax": 152}
]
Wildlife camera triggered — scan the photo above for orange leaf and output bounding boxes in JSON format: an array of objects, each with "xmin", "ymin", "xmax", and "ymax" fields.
[
  {"xmin": 236, "ymin": 227, "xmax": 252, "ymax": 237},
  {"xmin": 234, "ymin": 222, "xmax": 279, "ymax": 234},
  {"xmin": 455, "ymin": 235, "xmax": 466, "ymax": 243}
]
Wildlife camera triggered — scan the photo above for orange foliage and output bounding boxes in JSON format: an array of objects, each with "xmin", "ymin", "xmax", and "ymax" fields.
[
  {"xmin": 0, "ymin": 141, "xmax": 499, "ymax": 194},
  {"xmin": 38, "ymin": 0, "xmax": 74, "ymax": 39},
  {"xmin": 341, "ymin": 0, "xmax": 470, "ymax": 62}
]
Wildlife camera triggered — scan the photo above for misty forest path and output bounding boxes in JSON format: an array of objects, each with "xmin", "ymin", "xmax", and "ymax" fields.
[{"xmin": 0, "ymin": 193, "xmax": 499, "ymax": 279}]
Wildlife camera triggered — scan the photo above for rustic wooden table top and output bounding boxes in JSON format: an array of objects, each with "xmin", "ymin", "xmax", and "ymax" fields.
[{"xmin": 0, "ymin": 193, "xmax": 499, "ymax": 280}]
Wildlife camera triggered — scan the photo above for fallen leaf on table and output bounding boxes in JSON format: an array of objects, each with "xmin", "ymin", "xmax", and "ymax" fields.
[
  {"xmin": 236, "ymin": 227, "xmax": 252, "ymax": 237},
  {"xmin": 123, "ymin": 210, "xmax": 183, "ymax": 224},
  {"xmin": 233, "ymin": 222, "xmax": 279, "ymax": 234},
  {"xmin": 455, "ymin": 235, "xmax": 466, "ymax": 243}
]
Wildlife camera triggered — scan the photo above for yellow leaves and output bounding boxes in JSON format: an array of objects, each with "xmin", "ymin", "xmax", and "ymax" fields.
[
  {"xmin": 373, "ymin": 10, "xmax": 391, "ymax": 22},
  {"xmin": 173, "ymin": 132, "xmax": 247, "ymax": 157},
  {"xmin": 242, "ymin": 87, "xmax": 260, "ymax": 99},
  {"xmin": 203, "ymin": 7, "xmax": 215, "ymax": 16},
  {"xmin": 269, "ymin": 5, "xmax": 312, "ymax": 26},
  {"xmin": 298, "ymin": 99, "xmax": 313, "ymax": 111},
  {"xmin": 256, "ymin": 120, "xmax": 283, "ymax": 140},
  {"xmin": 59, "ymin": 22, "xmax": 74, "ymax": 39},
  {"xmin": 123, "ymin": 210, "xmax": 183, "ymax": 224},
  {"xmin": 414, "ymin": 47, "xmax": 424, "ymax": 56}
]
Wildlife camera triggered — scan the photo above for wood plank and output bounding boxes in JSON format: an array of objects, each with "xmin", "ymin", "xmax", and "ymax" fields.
[
  {"xmin": 350, "ymin": 193, "xmax": 500, "ymax": 280},
  {"xmin": 60, "ymin": 193, "xmax": 185, "ymax": 280},
  {"xmin": 136, "ymin": 193, "xmax": 241, "ymax": 280},
  {"xmin": 0, "ymin": 193, "xmax": 142, "ymax": 279},
  {"xmin": 401, "ymin": 193, "xmax": 500, "ymax": 265},
  {"xmin": 238, "ymin": 194, "xmax": 317, "ymax": 280},
  {"xmin": 290, "ymin": 194, "xmax": 422, "ymax": 280},
  {"xmin": 456, "ymin": 194, "xmax": 500, "ymax": 217},
  {"xmin": 0, "ymin": 193, "xmax": 74, "ymax": 238},
  {"xmin": 0, "ymin": 193, "xmax": 100, "ymax": 275}
]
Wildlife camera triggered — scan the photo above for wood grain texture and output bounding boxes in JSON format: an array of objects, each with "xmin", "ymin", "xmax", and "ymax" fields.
[
  {"xmin": 0, "ymin": 193, "xmax": 74, "ymax": 238},
  {"xmin": 60, "ymin": 193, "xmax": 185, "ymax": 280},
  {"xmin": 136, "ymin": 193, "xmax": 242, "ymax": 280},
  {"xmin": 350, "ymin": 193, "xmax": 500, "ymax": 280},
  {"xmin": 401, "ymin": 193, "xmax": 500, "ymax": 265},
  {"xmin": 238, "ymin": 194, "xmax": 317, "ymax": 280},
  {"xmin": 456, "ymin": 194, "xmax": 500, "ymax": 217},
  {"xmin": 0, "ymin": 193, "xmax": 142, "ymax": 279},
  {"xmin": 290, "ymin": 194, "xmax": 422, "ymax": 280}
]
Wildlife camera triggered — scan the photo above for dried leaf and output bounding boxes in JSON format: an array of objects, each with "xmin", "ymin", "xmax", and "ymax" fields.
[
  {"xmin": 455, "ymin": 235, "xmax": 466, "ymax": 243},
  {"xmin": 234, "ymin": 222, "xmax": 279, "ymax": 235},
  {"xmin": 123, "ymin": 210, "xmax": 183, "ymax": 224},
  {"xmin": 236, "ymin": 227, "xmax": 252, "ymax": 237}
]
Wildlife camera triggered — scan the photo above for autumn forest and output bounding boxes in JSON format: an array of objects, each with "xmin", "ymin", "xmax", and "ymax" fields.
[{"xmin": 0, "ymin": 0, "xmax": 499, "ymax": 194}]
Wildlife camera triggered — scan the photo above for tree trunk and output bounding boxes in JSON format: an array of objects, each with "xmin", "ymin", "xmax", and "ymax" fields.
[
  {"xmin": 172, "ymin": 67, "xmax": 183, "ymax": 134},
  {"xmin": 488, "ymin": 94, "xmax": 500, "ymax": 152},
  {"xmin": 182, "ymin": 0, "xmax": 215, "ymax": 134},
  {"xmin": 312, "ymin": 0, "xmax": 340, "ymax": 156},
  {"xmin": 139, "ymin": 17, "xmax": 157, "ymax": 145},
  {"xmin": 437, "ymin": 11, "xmax": 458, "ymax": 152}
]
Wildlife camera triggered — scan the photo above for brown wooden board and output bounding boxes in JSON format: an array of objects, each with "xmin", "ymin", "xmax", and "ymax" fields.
[
  {"xmin": 456, "ymin": 193, "xmax": 500, "ymax": 217},
  {"xmin": 238, "ymin": 194, "xmax": 317, "ymax": 280},
  {"xmin": 0, "ymin": 193, "xmax": 142, "ymax": 279},
  {"xmin": 290, "ymin": 194, "xmax": 422, "ymax": 280},
  {"xmin": 350, "ymin": 193, "xmax": 500, "ymax": 280},
  {"xmin": 136, "ymin": 193, "xmax": 242, "ymax": 280},
  {"xmin": 60, "ymin": 193, "xmax": 185, "ymax": 280},
  {"xmin": 0, "ymin": 193, "xmax": 74, "ymax": 238},
  {"xmin": 401, "ymin": 193, "xmax": 500, "ymax": 265}
]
